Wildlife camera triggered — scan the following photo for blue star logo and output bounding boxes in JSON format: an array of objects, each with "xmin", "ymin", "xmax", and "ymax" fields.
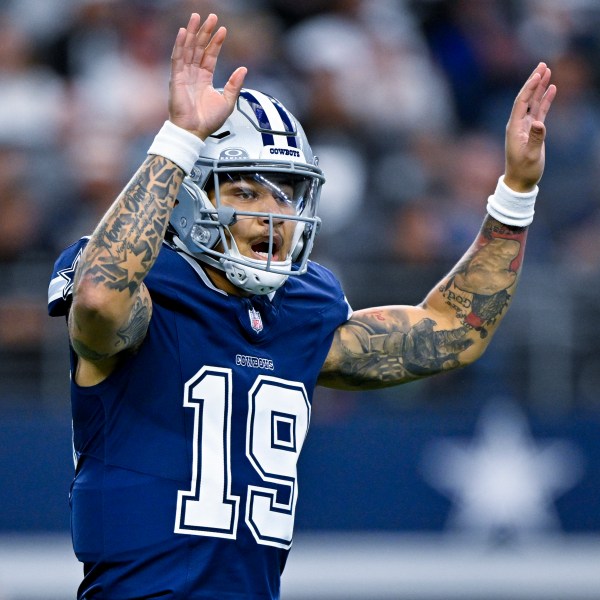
[{"xmin": 57, "ymin": 247, "xmax": 84, "ymax": 300}]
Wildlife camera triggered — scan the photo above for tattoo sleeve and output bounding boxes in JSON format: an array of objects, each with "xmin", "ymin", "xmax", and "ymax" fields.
[
  {"xmin": 75, "ymin": 157, "xmax": 181, "ymax": 296},
  {"xmin": 441, "ymin": 217, "xmax": 527, "ymax": 335},
  {"xmin": 71, "ymin": 156, "xmax": 183, "ymax": 358},
  {"xmin": 320, "ymin": 216, "xmax": 528, "ymax": 389}
]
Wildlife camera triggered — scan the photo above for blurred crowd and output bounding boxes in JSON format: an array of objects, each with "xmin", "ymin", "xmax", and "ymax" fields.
[{"xmin": 3, "ymin": 0, "xmax": 600, "ymax": 416}]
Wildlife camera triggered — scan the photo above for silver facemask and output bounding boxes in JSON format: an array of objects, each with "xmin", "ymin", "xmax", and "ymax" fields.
[{"xmin": 170, "ymin": 89, "xmax": 325, "ymax": 295}]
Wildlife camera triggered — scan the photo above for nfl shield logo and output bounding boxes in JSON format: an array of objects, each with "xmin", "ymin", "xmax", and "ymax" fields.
[{"xmin": 248, "ymin": 307, "xmax": 263, "ymax": 333}]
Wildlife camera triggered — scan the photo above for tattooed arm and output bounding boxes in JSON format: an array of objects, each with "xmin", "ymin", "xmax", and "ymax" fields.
[
  {"xmin": 68, "ymin": 13, "xmax": 246, "ymax": 385},
  {"xmin": 318, "ymin": 63, "xmax": 556, "ymax": 391},
  {"xmin": 68, "ymin": 158, "xmax": 182, "ymax": 383},
  {"xmin": 319, "ymin": 217, "xmax": 526, "ymax": 389}
]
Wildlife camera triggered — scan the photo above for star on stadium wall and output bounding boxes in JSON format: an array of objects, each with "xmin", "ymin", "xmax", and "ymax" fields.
[{"xmin": 421, "ymin": 400, "xmax": 585, "ymax": 542}]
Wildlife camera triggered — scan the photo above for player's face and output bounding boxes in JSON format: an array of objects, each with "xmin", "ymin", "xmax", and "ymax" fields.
[{"xmin": 209, "ymin": 175, "xmax": 299, "ymax": 262}]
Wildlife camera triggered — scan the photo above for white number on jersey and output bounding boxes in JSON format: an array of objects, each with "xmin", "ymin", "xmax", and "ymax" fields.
[{"xmin": 174, "ymin": 367, "xmax": 310, "ymax": 549}]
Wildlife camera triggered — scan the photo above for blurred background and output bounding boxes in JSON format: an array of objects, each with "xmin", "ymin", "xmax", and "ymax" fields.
[{"xmin": 2, "ymin": 0, "xmax": 600, "ymax": 598}]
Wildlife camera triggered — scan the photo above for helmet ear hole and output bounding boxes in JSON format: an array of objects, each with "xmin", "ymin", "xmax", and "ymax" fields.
[{"xmin": 171, "ymin": 180, "xmax": 222, "ymax": 251}]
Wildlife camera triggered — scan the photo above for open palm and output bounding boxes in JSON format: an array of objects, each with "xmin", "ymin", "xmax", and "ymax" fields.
[{"xmin": 169, "ymin": 13, "xmax": 246, "ymax": 140}]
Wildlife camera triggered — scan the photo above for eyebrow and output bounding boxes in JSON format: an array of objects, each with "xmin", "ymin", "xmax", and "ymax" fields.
[{"xmin": 224, "ymin": 179, "xmax": 294, "ymax": 195}]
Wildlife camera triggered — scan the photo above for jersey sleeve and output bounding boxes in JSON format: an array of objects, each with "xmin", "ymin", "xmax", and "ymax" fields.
[
  {"xmin": 47, "ymin": 237, "xmax": 89, "ymax": 317},
  {"xmin": 304, "ymin": 260, "xmax": 353, "ymax": 327}
]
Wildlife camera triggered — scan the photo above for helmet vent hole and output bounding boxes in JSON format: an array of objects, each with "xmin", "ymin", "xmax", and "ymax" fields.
[{"xmin": 209, "ymin": 130, "xmax": 231, "ymax": 140}]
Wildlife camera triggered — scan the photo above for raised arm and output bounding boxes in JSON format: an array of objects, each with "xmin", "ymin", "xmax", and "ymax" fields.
[
  {"xmin": 319, "ymin": 63, "xmax": 556, "ymax": 390},
  {"xmin": 69, "ymin": 13, "xmax": 246, "ymax": 384}
]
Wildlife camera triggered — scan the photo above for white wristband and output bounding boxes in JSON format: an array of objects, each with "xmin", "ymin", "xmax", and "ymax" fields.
[
  {"xmin": 486, "ymin": 175, "xmax": 538, "ymax": 227},
  {"xmin": 147, "ymin": 120, "xmax": 205, "ymax": 175}
]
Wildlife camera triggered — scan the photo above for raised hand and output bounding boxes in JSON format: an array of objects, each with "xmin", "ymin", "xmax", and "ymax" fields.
[
  {"xmin": 504, "ymin": 62, "xmax": 557, "ymax": 192},
  {"xmin": 169, "ymin": 13, "xmax": 247, "ymax": 140}
]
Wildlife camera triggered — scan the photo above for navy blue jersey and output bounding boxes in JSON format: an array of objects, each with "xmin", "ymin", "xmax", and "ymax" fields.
[{"xmin": 48, "ymin": 239, "xmax": 351, "ymax": 599}]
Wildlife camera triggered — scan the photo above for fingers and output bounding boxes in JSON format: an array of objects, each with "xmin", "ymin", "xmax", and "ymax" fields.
[
  {"xmin": 511, "ymin": 65, "xmax": 544, "ymax": 121},
  {"xmin": 171, "ymin": 13, "xmax": 221, "ymax": 71},
  {"xmin": 536, "ymin": 83, "xmax": 557, "ymax": 123},
  {"xmin": 183, "ymin": 13, "xmax": 204, "ymax": 65},
  {"xmin": 527, "ymin": 67, "xmax": 550, "ymax": 116},
  {"xmin": 222, "ymin": 66, "xmax": 248, "ymax": 106},
  {"xmin": 528, "ymin": 67, "xmax": 557, "ymax": 124},
  {"xmin": 527, "ymin": 121, "xmax": 546, "ymax": 148},
  {"xmin": 170, "ymin": 27, "xmax": 187, "ymax": 64},
  {"xmin": 199, "ymin": 25, "xmax": 228, "ymax": 73},
  {"xmin": 511, "ymin": 62, "xmax": 556, "ymax": 123},
  {"xmin": 171, "ymin": 13, "xmax": 200, "ymax": 66},
  {"xmin": 192, "ymin": 14, "xmax": 220, "ymax": 66}
]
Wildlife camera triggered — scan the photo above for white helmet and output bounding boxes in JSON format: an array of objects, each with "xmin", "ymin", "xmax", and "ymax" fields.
[{"xmin": 170, "ymin": 89, "xmax": 325, "ymax": 295}]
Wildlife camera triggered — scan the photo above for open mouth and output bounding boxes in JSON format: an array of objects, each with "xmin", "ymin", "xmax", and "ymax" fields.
[{"xmin": 251, "ymin": 238, "xmax": 282, "ymax": 261}]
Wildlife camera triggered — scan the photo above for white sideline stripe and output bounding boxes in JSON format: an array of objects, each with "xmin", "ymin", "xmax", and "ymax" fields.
[
  {"xmin": 3, "ymin": 533, "xmax": 600, "ymax": 599},
  {"xmin": 284, "ymin": 532, "xmax": 600, "ymax": 599}
]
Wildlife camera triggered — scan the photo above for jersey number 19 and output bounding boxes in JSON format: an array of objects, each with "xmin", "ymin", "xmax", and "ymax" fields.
[{"xmin": 174, "ymin": 366, "xmax": 310, "ymax": 550}]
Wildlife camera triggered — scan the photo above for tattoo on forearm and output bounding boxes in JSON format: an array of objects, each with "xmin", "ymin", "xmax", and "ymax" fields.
[
  {"xmin": 115, "ymin": 293, "xmax": 151, "ymax": 350},
  {"xmin": 335, "ymin": 316, "xmax": 474, "ymax": 386},
  {"xmin": 70, "ymin": 291, "xmax": 151, "ymax": 361},
  {"xmin": 329, "ymin": 218, "xmax": 529, "ymax": 388},
  {"xmin": 71, "ymin": 337, "xmax": 112, "ymax": 362},
  {"xmin": 75, "ymin": 157, "xmax": 181, "ymax": 296},
  {"xmin": 440, "ymin": 217, "xmax": 527, "ymax": 338}
]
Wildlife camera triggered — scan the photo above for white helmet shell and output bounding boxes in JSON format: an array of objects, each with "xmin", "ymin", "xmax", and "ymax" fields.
[{"xmin": 170, "ymin": 89, "xmax": 324, "ymax": 295}]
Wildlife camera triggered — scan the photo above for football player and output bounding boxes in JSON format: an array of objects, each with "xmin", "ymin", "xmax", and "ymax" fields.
[{"xmin": 48, "ymin": 12, "xmax": 555, "ymax": 600}]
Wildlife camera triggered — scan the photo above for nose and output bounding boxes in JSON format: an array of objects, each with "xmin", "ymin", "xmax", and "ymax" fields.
[
  {"xmin": 259, "ymin": 192, "xmax": 288, "ymax": 219},
  {"xmin": 260, "ymin": 211, "xmax": 285, "ymax": 227}
]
